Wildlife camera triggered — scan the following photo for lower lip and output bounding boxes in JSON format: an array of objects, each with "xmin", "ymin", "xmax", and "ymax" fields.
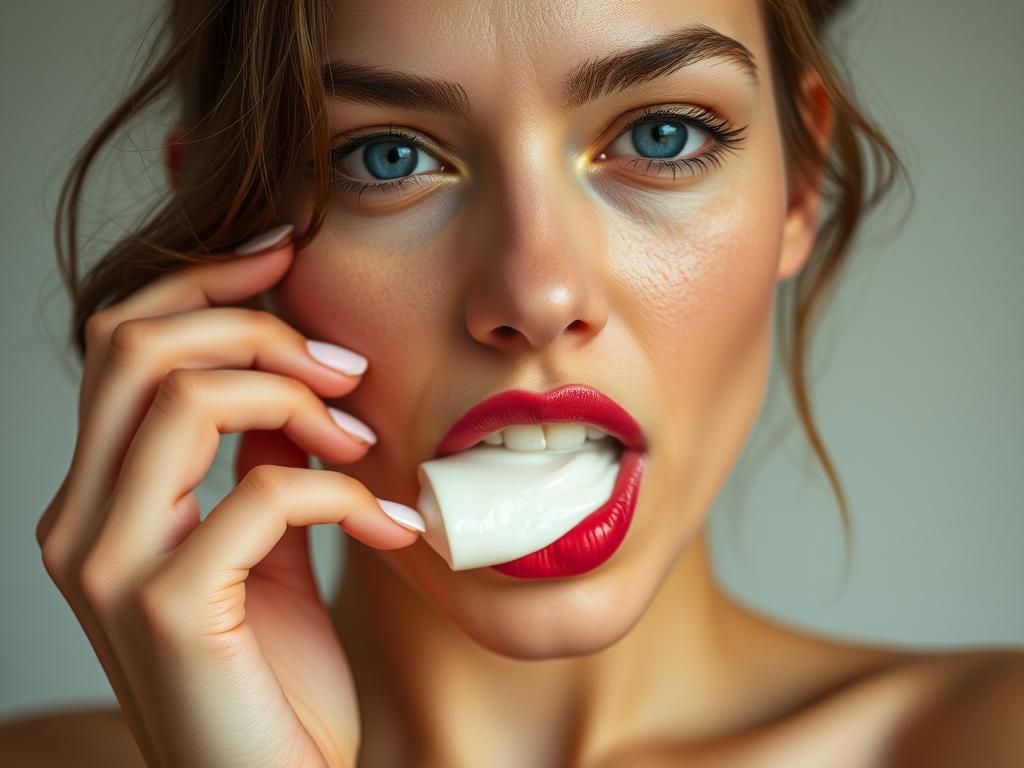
[{"xmin": 490, "ymin": 447, "xmax": 648, "ymax": 579}]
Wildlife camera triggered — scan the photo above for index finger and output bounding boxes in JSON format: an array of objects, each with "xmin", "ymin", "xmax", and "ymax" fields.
[
  {"xmin": 88, "ymin": 224, "xmax": 294, "ymax": 337},
  {"xmin": 81, "ymin": 224, "xmax": 295, "ymax": 403}
]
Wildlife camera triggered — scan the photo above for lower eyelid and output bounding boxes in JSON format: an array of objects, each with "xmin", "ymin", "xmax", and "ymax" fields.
[{"xmin": 593, "ymin": 149, "xmax": 731, "ymax": 187}]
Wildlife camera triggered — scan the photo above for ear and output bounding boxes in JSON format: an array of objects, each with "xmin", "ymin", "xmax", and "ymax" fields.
[
  {"xmin": 163, "ymin": 124, "xmax": 186, "ymax": 190},
  {"xmin": 777, "ymin": 69, "xmax": 833, "ymax": 282}
]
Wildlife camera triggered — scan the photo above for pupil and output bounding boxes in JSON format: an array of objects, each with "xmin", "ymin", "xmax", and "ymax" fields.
[
  {"xmin": 365, "ymin": 141, "xmax": 417, "ymax": 180},
  {"xmin": 632, "ymin": 120, "xmax": 688, "ymax": 159}
]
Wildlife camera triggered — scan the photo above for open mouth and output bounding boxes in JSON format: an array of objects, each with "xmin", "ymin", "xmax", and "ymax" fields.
[
  {"xmin": 415, "ymin": 385, "xmax": 649, "ymax": 578},
  {"xmin": 466, "ymin": 422, "xmax": 623, "ymax": 452},
  {"xmin": 489, "ymin": 440, "xmax": 647, "ymax": 580}
]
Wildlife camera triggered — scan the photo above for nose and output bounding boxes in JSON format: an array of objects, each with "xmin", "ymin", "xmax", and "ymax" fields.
[{"xmin": 463, "ymin": 162, "xmax": 609, "ymax": 352}]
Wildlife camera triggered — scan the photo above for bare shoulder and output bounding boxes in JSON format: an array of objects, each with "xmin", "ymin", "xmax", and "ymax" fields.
[
  {"xmin": 0, "ymin": 707, "xmax": 145, "ymax": 767},
  {"xmin": 729, "ymin": 603, "xmax": 1024, "ymax": 767},
  {"xmin": 885, "ymin": 649, "xmax": 1024, "ymax": 768}
]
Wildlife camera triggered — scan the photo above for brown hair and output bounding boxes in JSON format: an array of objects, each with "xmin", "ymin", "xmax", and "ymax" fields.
[
  {"xmin": 763, "ymin": 0, "xmax": 907, "ymax": 591},
  {"xmin": 54, "ymin": 0, "xmax": 906, "ymax": 587}
]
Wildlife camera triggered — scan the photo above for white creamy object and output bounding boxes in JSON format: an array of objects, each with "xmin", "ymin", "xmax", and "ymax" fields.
[{"xmin": 416, "ymin": 437, "xmax": 623, "ymax": 570}]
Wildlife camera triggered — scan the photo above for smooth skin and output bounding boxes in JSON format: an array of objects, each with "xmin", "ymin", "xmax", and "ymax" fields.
[
  {"xmin": 26, "ymin": 240, "xmax": 418, "ymax": 767},
  {"xmin": 4, "ymin": 0, "xmax": 1024, "ymax": 765}
]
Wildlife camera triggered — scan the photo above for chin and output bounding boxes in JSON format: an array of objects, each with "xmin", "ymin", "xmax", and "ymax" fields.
[{"xmin": 389, "ymin": 542, "xmax": 668, "ymax": 660}]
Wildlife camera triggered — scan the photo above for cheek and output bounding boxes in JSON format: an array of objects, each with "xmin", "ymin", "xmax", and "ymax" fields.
[
  {"xmin": 607, "ymin": 181, "xmax": 783, "ymax": 391},
  {"xmin": 603, "ymin": 167, "xmax": 785, "ymax": 526},
  {"xmin": 270, "ymin": 203, "xmax": 460, "ymax": 496},
  {"xmin": 275, "ymin": 195, "xmax": 459, "ymax": 350}
]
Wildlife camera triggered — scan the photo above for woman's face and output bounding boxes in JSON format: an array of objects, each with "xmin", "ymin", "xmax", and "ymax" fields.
[{"xmin": 276, "ymin": 0, "xmax": 820, "ymax": 658}]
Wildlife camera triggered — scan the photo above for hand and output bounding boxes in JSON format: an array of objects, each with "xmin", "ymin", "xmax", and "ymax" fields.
[{"xmin": 35, "ymin": 231, "xmax": 420, "ymax": 767}]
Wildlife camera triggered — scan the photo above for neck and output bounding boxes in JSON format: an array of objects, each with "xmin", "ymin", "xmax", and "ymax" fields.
[{"xmin": 330, "ymin": 527, "xmax": 783, "ymax": 766}]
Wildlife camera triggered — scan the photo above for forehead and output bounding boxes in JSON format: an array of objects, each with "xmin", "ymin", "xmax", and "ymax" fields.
[{"xmin": 325, "ymin": 0, "xmax": 768, "ymax": 113}]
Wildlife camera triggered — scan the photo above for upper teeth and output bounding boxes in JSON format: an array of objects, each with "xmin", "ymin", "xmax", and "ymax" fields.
[{"xmin": 479, "ymin": 423, "xmax": 612, "ymax": 451}]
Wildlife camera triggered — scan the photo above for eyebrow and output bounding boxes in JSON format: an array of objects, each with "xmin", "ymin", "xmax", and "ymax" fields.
[{"xmin": 322, "ymin": 23, "xmax": 757, "ymax": 121}]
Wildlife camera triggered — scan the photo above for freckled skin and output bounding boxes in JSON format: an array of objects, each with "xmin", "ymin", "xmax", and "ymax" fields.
[{"xmin": 255, "ymin": 0, "xmax": 1003, "ymax": 764}]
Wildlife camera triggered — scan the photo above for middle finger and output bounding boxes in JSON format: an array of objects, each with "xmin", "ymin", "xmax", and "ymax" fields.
[
  {"xmin": 58, "ymin": 307, "xmax": 366, "ymax": 549},
  {"xmin": 96, "ymin": 367, "xmax": 377, "ymax": 576}
]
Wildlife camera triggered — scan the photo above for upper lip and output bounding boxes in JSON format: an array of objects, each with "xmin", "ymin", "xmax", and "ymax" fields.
[{"xmin": 433, "ymin": 383, "xmax": 648, "ymax": 459}]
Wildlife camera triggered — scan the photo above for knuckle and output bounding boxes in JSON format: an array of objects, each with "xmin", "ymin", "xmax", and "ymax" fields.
[
  {"xmin": 78, "ymin": 551, "xmax": 117, "ymax": 610},
  {"xmin": 34, "ymin": 512, "xmax": 52, "ymax": 550},
  {"xmin": 83, "ymin": 309, "xmax": 116, "ymax": 349},
  {"xmin": 227, "ymin": 305, "xmax": 303, "ymax": 353},
  {"xmin": 243, "ymin": 307, "xmax": 280, "ymax": 331},
  {"xmin": 37, "ymin": 479, "xmax": 69, "ymax": 549},
  {"xmin": 155, "ymin": 368, "xmax": 204, "ymax": 411},
  {"xmin": 283, "ymin": 373, "xmax": 313, "ymax": 402},
  {"xmin": 106, "ymin": 318, "xmax": 154, "ymax": 364},
  {"xmin": 337, "ymin": 470, "xmax": 371, "ymax": 500},
  {"xmin": 240, "ymin": 464, "xmax": 296, "ymax": 506},
  {"xmin": 40, "ymin": 534, "xmax": 70, "ymax": 586}
]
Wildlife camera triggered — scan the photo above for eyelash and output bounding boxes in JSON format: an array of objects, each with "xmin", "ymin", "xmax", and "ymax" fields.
[
  {"xmin": 329, "ymin": 126, "xmax": 438, "ymax": 202},
  {"xmin": 613, "ymin": 105, "xmax": 747, "ymax": 180},
  {"xmin": 328, "ymin": 106, "xmax": 748, "ymax": 200}
]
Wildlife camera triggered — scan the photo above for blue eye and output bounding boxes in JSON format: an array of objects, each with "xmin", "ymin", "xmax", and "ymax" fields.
[
  {"xmin": 327, "ymin": 107, "xmax": 747, "ymax": 202},
  {"xmin": 330, "ymin": 131, "xmax": 444, "ymax": 188},
  {"xmin": 327, "ymin": 128, "xmax": 447, "ymax": 204},
  {"xmin": 600, "ymin": 106, "xmax": 748, "ymax": 179},
  {"xmin": 612, "ymin": 119, "xmax": 706, "ymax": 160}
]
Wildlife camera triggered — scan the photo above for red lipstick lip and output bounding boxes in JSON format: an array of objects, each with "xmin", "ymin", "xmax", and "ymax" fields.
[
  {"xmin": 434, "ymin": 383, "xmax": 648, "ymax": 459},
  {"xmin": 491, "ymin": 446, "xmax": 647, "ymax": 579}
]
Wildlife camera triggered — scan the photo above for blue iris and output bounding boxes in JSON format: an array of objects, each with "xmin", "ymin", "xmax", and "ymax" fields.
[
  {"xmin": 363, "ymin": 141, "xmax": 418, "ymax": 180},
  {"xmin": 632, "ymin": 121, "xmax": 688, "ymax": 159}
]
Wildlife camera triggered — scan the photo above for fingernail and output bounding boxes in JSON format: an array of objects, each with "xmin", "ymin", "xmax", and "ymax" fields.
[
  {"xmin": 306, "ymin": 339, "xmax": 368, "ymax": 376},
  {"xmin": 376, "ymin": 497, "xmax": 426, "ymax": 533},
  {"xmin": 327, "ymin": 406, "xmax": 377, "ymax": 445},
  {"xmin": 234, "ymin": 224, "xmax": 295, "ymax": 255}
]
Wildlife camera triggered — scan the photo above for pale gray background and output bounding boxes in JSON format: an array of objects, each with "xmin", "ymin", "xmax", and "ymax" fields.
[{"xmin": 1, "ymin": 0, "xmax": 1021, "ymax": 721}]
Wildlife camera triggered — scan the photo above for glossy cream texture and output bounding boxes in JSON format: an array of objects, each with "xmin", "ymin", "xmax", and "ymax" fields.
[
  {"xmin": 417, "ymin": 439, "xmax": 622, "ymax": 570},
  {"xmin": 272, "ymin": 0, "xmax": 823, "ymax": 658}
]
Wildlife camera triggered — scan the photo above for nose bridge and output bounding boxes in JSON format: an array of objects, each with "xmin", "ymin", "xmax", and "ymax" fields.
[
  {"xmin": 463, "ymin": 123, "xmax": 608, "ymax": 351},
  {"xmin": 500, "ymin": 145, "xmax": 574, "ymax": 270}
]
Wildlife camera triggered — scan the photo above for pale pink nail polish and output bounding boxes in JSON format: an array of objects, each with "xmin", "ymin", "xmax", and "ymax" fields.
[
  {"xmin": 327, "ymin": 407, "xmax": 377, "ymax": 445},
  {"xmin": 234, "ymin": 224, "xmax": 294, "ymax": 255},
  {"xmin": 376, "ymin": 497, "xmax": 426, "ymax": 533},
  {"xmin": 306, "ymin": 339, "xmax": 368, "ymax": 376}
]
